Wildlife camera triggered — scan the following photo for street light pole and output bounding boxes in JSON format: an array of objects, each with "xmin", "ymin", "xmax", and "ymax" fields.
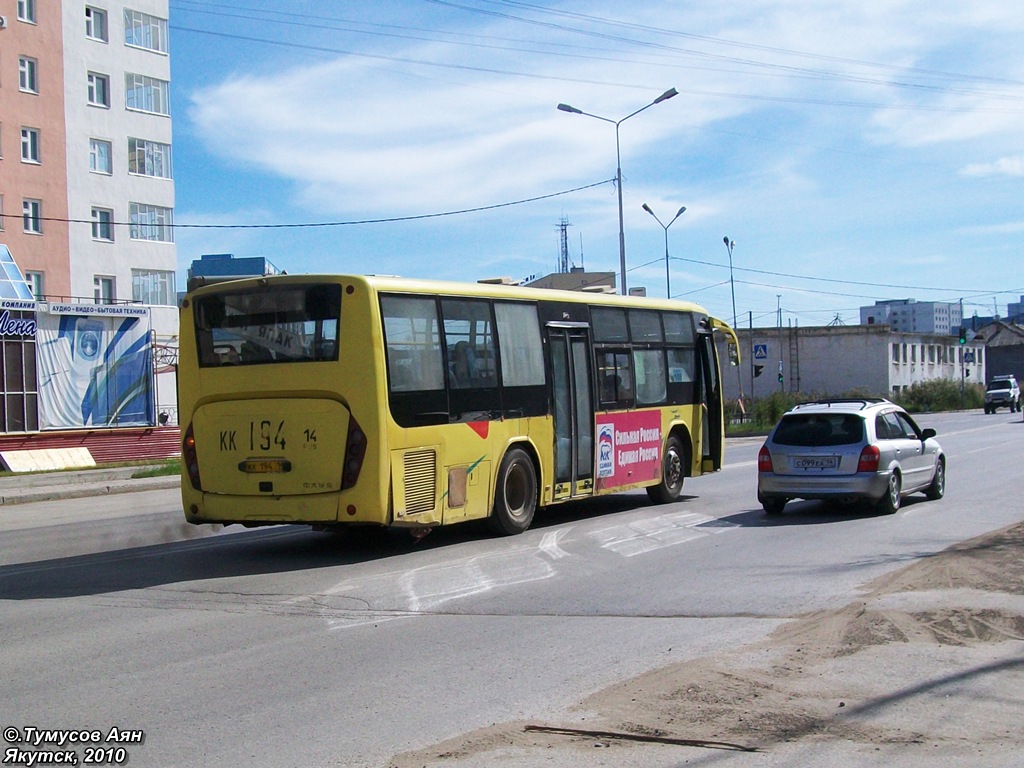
[
  {"xmin": 558, "ymin": 88, "xmax": 678, "ymax": 295},
  {"xmin": 642, "ymin": 203, "xmax": 686, "ymax": 298},
  {"xmin": 723, "ymin": 237, "xmax": 738, "ymax": 331},
  {"xmin": 723, "ymin": 237, "xmax": 742, "ymax": 402}
]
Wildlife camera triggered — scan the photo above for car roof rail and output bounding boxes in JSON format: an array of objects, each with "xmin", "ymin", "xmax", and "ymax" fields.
[{"xmin": 793, "ymin": 397, "xmax": 890, "ymax": 411}]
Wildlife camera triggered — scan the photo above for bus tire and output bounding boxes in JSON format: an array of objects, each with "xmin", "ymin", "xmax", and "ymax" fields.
[
  {"xmin": 646, "ymin": 435, "xmax": 685, "ymax": 504},
  {"xmin": 488, "ymin": 447, "xmax": 537, "ymax": 536}
]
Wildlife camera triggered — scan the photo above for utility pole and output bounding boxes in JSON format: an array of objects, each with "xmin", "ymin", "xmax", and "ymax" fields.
[{"xmin": 777, "ymin": 295, "xmax": 784, "ymax": 391}]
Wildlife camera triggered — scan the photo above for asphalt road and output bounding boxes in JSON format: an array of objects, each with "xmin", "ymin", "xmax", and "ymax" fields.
[{"xmin": 0, "ymin": 410, "xmax": 1021, "ymax": 767}]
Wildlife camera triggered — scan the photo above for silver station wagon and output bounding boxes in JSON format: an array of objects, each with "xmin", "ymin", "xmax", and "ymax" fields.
[{"xmin": 757, "ymin": 398, "xmax": 946, "ymax": 515}]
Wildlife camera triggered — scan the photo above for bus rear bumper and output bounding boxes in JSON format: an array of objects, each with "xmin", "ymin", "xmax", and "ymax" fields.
[{"xmin": 183, "ymin": 489, "xmax": 384, "ymax": 527}]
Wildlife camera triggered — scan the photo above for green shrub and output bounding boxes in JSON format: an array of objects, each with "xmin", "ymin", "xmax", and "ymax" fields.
[
  {"xmin": 749, "ymin": 391, "xmax": 802, "ymax": 430},
  {"xmin": 893, "ymin": 379, "xmax": 984, "ymax": 412}
]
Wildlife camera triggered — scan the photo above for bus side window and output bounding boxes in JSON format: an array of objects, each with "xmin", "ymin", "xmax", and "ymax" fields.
[
  {"xmin": 449, "ymin": 341, "xmax": 477, "ymax": 388},
  {"xmin": 597, "ymin": 350, "xmax": 633, "ymax": 407}
]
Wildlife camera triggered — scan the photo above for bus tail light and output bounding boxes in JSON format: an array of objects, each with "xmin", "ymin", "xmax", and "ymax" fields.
[
  {"xmin": 857, "ymin": 445, "xmax": 880, "ymax": 473},
  {"xmin": 341, "ymin": 414, "xmax": 367, "ymax": 490},
  {"xmin": 757, "ymin": 446, "xmax": 774, "ymax": 473},
  {"xmin": 183, "ymin": 423, "xmax": 203, "ymax": 491}
]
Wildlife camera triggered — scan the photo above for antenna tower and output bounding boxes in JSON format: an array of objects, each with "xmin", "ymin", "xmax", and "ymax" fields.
[{"xmin": 557, "ymin": 217, "xmax": 572, "ymax": 273}]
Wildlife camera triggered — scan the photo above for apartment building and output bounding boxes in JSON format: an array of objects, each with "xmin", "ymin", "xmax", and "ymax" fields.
[
  {"xmin": 0, "ymin": 0, "xmax": 176, "ymax": 433},
  {"xmin": 860, "ymin": 299, "xmax": 962, "ymax": 335}
]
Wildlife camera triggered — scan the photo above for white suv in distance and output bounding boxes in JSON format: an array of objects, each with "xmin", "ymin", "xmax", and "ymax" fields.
[
  {"xmin": 984, "ymin": 375, "xmax": 1020, "ymax": 414},
  {"xmin": 757, "ymin": 398, "xmax": 945, "ymax": 516}
]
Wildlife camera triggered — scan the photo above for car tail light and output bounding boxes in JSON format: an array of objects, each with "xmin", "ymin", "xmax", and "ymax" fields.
[
  {"xmin": 758, "ymin": 445, "xmax": 774, "ymax": 473},
  {"xmin": 341, "ymin": 413, "xmax": 367, "ymax": 490},
  {"xmin": 857, "ymin": 445, "xmax": 880, "ymax": 473},
  {"xmin": 183, "ymin": 422, "xmax": 202, "ymax": 491}
]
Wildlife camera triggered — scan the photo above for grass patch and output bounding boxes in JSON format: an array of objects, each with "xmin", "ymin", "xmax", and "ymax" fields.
[{"xmin": 130, "ymin": 459, "xmax": 181, "ymax": 478}]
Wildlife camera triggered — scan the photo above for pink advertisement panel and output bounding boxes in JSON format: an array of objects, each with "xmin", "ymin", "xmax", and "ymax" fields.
[{"xmin": 595, "ymin": 410, "xmax": 663, "ymax": 491}]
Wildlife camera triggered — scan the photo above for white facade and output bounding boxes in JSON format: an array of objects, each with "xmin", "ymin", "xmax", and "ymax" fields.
[
  {"xmin": 860, "ymin": 299, "xmax": 961, "ymax": 335},
  {"xmin": 722, "ymin": 325, "xmax": 986, "ymax": 402},
  {"xmin": 61, "ymin": 1, "xmax": 176, "ymax": 320}
]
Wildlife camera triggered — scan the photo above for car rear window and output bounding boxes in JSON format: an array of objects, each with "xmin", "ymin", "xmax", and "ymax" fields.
[{"xmin": 773, "ymin": 413, "xmax": 865, "ymax": 446}]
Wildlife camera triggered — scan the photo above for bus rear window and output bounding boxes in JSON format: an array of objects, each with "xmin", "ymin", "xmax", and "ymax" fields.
[{"xmin": 194, "ymin": 284, "xmax": 341, "ymax": 367}]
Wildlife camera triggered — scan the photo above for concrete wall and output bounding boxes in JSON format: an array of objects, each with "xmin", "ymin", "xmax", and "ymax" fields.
[{"xmin": 720, "ymin": 324, "xmax": 986, "ymax": 402}]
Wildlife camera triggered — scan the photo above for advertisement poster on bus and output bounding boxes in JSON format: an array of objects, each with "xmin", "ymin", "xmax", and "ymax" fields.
[{"xmin": 595, "ymin": 410, "xmax": 662, "ymax": 491}]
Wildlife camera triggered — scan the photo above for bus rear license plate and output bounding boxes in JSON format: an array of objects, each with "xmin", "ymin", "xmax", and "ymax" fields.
[{"xmin": 239, "ymin": 459, "xmax": 292, "ymax": 474}]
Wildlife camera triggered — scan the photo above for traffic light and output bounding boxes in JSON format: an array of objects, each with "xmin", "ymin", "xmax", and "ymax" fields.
[
  {"xmin": 777, "ymin": 362, "xmax": 784, "ymax": 383},
  {"xmin": 958, "ymin": 327, "xmax": 967, "ymax": 345},
  {"xmin": 754, "ymin": 364, "xmax": 764, "ymax": 378}
]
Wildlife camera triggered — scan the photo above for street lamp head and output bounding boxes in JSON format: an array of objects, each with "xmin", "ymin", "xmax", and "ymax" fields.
[
  {"xmin": 723, "ymin": 236, "xmax": 730, "ymax": 246},
  {"xmin": 654, "ymin": 87, "xmax": 679, "ymax": 104},
  {"xmin": 675, "ymin": 205, "xmax": 687, "ymax": 218},
  {"xmin": 557, "ymin": 103, "xmax": 582, "ymax": 114},
  {"xmin": 642, "ymin": 203, "xmax": 654, "ymax": 215}
]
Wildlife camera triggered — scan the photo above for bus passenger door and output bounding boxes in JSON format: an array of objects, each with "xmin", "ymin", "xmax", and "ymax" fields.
[
  {"xmin": 697, "ymin": 329, "xmax": 724, "ymax": 472},
  {"xmin": 547, "ymin": 325, "xmax": 594, "ymax": 501}
]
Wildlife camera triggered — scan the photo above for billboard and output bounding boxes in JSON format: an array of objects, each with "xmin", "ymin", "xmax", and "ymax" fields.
[{"xmin": 36, "ymin": 310, "xmax": 154, "ymax": 429}]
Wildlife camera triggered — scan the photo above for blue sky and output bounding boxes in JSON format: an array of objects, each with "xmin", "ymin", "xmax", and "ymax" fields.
[{"xmin": 167, "ymin": 0, "xmax": 1024, "ymax": 329}]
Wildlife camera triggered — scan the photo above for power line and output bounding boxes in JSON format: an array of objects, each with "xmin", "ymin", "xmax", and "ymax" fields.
[
  {"xmin": 167, "ymin": 10, "xmax": 1024, "ymax": 114},
  {"xmin": 669, "ymin": 254, "xmax": 1023, "ymax": 299},
  {"xmin": 3, "ymin": 178, "xmax": 614, "ymax": 230}
]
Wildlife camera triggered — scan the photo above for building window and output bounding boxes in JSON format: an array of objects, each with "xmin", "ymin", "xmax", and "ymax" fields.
[
  {"xmin": 19, "ymin": 57, "xmax": 39, "ymax": 93},
  {"xmin": 132, "ymin": 269, "xmax": 176, "ymax": 305},
  {"xmin": 125, "ymin": 74, "xmax": 170, "ymax": 115},
  {"xmin": 20, "ymin": 128, "xmax": 40, "ymax": 163},
  {"xmin": 129, "ymin": 202, "xmax": 173, "ymax": 242},
  {"xmin": 124, "ymin": 9, "xmax": 168, "ymax": 53},
  {"xmin": 25, "ymin": 272, "xmax": 44, "ymax": 300},
  {"xmin": 89, "ymin": 139, "xmax": 112, "ymax": 174},
  {"xmin": 94, "ymin": 276, "xmax": 115, "ymax": 305},
  {"xmin": 17, "ymin": 0, "xmax": 36, "ymax": 23},
  {"xmin": 91, "ymin": 208, "xmax": 114, "ymax": 241},
  {"xmin": 0, "ymin": 331, "xmax": 40, "ymax": 432},
  {"xmin": 88, "ymin": 72, "xmax": 110, "ymax": 107},
  {"xmin": 22, "ymin": 199, "xmax": 42, "ymax": 234},
  {"xmin": 85, "ymin": 6, "xmax": 108, "ymax": 41},
  {"xmin": 128, "ymin": 138, "xmax": 172, "ymax": 178}
]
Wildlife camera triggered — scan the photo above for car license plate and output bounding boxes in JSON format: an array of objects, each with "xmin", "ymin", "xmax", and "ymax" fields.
[
  {"xmin": 239, "ymin": 459, "xmax": 292, "ymax": 474},
  {"xmin": 793, "ymin": 456, "xmax": 838, "ymax": 470}
]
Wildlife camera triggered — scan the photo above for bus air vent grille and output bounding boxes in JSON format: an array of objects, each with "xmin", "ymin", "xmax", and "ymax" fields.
[{"xmin": 403, "ymin": 449, "xmax": 437, "ymax": 514}]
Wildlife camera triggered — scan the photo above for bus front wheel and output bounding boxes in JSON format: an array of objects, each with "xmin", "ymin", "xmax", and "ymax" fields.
[
  {"xmin": 646, "ymin": 435, "xmax": 685, "ymax": 504},
  {"xmin": 488, "ymin": 447, "xmax": 537, "ymax": 536}
]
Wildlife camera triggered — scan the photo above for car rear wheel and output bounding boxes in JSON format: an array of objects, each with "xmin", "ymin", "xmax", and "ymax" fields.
[
  {"xmin": 925, "ymin": 458, "xmax": 945, "ymax": 501},
  {"xmin": 762, "ymin": 498, "xmax": 786, "ymax": 515},
  {"xmin": 877, "ymin": 472, "xmax": 902, "ymax": 514}
]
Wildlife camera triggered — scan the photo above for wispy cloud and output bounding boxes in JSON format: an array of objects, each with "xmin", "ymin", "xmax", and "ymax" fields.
[
  {"xmin": 172, "ymin": 1, "xmax": 1024, "ymax": 317},
  {"xmin": 961, "ymin": 155, "xmax": 1024, "ymax": 178}
]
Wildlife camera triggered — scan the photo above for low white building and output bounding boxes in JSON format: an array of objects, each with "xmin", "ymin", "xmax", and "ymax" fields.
[{"xmin": 720, "ymin": 324, "xmax": 985, "ymax": 402}]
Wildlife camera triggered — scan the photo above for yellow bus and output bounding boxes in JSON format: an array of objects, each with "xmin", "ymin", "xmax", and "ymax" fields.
[{"xmin": 178, "ymin": 274, "xmax": 739, "ymax": 536}]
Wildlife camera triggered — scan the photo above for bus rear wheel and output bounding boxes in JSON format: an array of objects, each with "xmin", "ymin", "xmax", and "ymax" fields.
[
  {"xmin": 647, "ymin": 435, "xmax": 685, "ymax": 504},
  {"xmin": 488, "ymin": 447, "xmax": 537, "ymax": 536}
]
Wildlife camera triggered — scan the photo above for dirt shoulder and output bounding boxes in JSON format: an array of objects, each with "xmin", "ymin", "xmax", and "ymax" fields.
[{"xmin": 389, "ymin": 522, "xmax": 1024, "ymax": 766}]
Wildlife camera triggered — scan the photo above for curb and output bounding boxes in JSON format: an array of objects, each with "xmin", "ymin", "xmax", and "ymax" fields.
[{"xmin": 0, "ymin": 475, "xmax": 180, "ymax": 505}]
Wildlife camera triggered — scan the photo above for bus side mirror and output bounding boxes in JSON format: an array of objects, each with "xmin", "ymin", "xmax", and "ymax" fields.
[{"xmin": 728, "ymin": 342, "xmax": 740, "ymax": 367}]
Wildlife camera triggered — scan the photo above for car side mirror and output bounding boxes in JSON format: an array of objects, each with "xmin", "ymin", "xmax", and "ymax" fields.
[{"xmin": 921, "ymin": 428, "xmax": 936, "ymax": 440}]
